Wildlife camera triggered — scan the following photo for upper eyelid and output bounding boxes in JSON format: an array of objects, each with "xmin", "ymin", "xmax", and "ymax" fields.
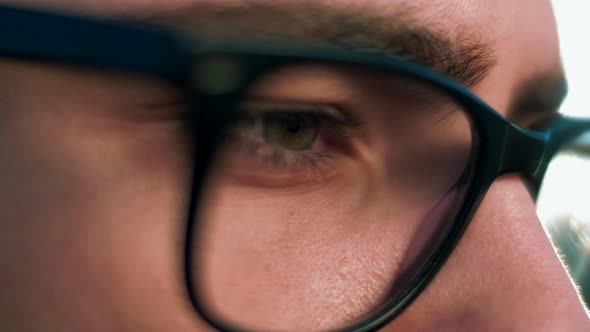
[
  {"xmin": 239, "ymin": 100, "xmax": 366, "ymax": 137},
  {"xmin": 239, "ymin": 101, "xmax": 346, "ymax": 119}
]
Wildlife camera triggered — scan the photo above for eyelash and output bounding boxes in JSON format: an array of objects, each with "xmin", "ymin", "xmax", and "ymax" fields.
[
  {"xmin": 227, "ymin": 102, "xmax": 362, "ymax": 170},
  {"xmin": 234, "ymin": 138, "xmax": 336, "ymax": 170}
]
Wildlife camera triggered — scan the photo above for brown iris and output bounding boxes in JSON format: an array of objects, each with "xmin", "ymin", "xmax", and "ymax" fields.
[{"xmin": 262, "ymin": 113, "xmax": 319, "ymax": 151}]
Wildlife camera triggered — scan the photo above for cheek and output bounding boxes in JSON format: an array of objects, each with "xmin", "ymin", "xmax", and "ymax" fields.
[
  {"xmin": 193, "ymin": 167, "xmax": 463, "ymax": 331},
  {"xmin": 196, "ymin": 185, "xmax": 404, "ymax": 330},
  {"xmin": 0, "ymin": 98, "xmax": 197, "ymax": 329}
]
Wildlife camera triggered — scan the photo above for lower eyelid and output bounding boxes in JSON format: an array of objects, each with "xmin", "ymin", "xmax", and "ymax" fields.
[
  {"xmin": 237, "ymin": 138, "xmax": 330, "ymax": 169},
  {"xmin": 214, "ymin": 134, "xmax": 343, "ymax": 188}
]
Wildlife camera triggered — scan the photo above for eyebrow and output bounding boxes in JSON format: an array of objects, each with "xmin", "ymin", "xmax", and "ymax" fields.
[
  {"xmin": 123, "ymin": 2, "xmax": 497, "ymax": 87},
  {"xmin": 121, "ymin": 1, "xmax": 568, "ymax": 119}
]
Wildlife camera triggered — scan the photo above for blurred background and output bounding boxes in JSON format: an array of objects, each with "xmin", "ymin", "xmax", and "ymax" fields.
[{"xmin": 537, "ymin": 0, "xmax": 590, "ymax": 306}]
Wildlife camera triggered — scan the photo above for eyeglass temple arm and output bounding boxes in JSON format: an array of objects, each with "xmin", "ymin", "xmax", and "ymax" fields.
[{"xmin": 524, "ymin": 116, "xmax": 590, "ymax": 197}]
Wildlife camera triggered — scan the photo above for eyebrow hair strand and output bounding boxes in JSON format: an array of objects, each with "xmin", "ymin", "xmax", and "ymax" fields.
[{"xmin": 123, "ymin": 2, "xmax": 497, "ymax": 87}]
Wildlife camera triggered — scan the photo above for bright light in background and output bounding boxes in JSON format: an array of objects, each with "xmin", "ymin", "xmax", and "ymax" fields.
[
  {"xmin": 537, "ymin": 144, "xmax": 590, "ymax": 230},
  {"xmin": 536, "ymin": 1, "xmax": 590, "ymax": 231},
  {"xmin": 552, "ymin": 1, "xmax": 590, "ymax": 117}
]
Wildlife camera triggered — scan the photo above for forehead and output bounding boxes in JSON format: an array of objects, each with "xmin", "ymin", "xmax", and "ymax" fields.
[
  {"xmin": 2, "ymin": 0, "xmax": 553, "ymax": 34},
  {"xmin": 1, "ymin": 0, "xmax": 561, "ymax": 113},
  {"xmin": 1, "ymin": 0, "xmax": 558, "ymax": 55}
]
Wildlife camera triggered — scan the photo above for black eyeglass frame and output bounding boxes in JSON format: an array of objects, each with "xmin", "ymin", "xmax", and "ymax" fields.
[{"xmin": 1, "ymin": 5, "xmax": 589, "ymax": 332}]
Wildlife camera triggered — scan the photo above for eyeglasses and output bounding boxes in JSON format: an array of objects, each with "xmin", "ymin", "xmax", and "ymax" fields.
[{"xmin": 1, "ymin": 5, "xmax": 589, "ymax": 332}]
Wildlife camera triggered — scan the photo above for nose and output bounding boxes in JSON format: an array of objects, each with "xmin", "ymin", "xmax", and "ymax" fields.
[{"xmin": 384, "ymin": 174, "xmax": 590, "ymax": 331}]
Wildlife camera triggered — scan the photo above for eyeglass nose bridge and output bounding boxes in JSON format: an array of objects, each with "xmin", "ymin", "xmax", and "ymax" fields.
[{"xmin": 498, "ymin": 124, "xmax": 548, "ymax": 178}]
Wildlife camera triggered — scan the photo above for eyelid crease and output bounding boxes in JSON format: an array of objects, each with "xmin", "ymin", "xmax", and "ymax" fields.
[
  {"xmin": 238, "ymin": 100, "xmax": 366, "ymax": 138},
  {"xmin": 127, "ymin": 2, "xmax": 496, "ymax": 87},
  {"xmin": 240, "ymin": 101, "xmax": 345, "ymax": 119}
]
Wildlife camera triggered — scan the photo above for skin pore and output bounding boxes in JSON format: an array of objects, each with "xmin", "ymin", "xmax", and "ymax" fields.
[{"xmin": 0, "ymin": 0, "xmax": 589, "ymax": 331}]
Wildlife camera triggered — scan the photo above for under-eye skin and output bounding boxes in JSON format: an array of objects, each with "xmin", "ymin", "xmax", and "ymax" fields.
[{"xmin": 219, "ymin": 101, "xmax": 363, "ymax": 184}]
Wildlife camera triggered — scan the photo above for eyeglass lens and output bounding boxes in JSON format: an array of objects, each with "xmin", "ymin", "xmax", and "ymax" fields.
[{"xmin": 189, "ymin": 62, "xmax": 477, "ymax": 332}]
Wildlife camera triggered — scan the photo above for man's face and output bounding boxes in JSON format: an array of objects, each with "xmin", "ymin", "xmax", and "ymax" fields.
[{"xmin": 0, "ymin": 0, "xmax": 589, "ymax": 331}]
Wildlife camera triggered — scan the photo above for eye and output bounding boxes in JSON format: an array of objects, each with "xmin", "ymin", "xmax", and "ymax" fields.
[
  {"xmin": 230, "ymin": 101, "xmax": 356, "ymax": 158},
  {"xmin": 211, "ymin": 101, "xmax": 362, "ymax": 187}
]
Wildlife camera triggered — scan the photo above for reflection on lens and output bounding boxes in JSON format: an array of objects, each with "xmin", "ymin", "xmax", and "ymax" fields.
[
  {"xmin": 190, "ymin": 63, "xmax": 476, "ymax": 332},
  {"xmin": 537, "ymin": 132, "xmax": 590, "ymax": 305}
]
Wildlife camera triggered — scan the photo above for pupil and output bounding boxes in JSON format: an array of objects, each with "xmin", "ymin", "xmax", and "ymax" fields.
[
  {"xmin": 261, "ymin": 113, "xmax": 318, "ymax": 151},
  {"xmin": 286, "ymin": 120, "xmax": 302, "ymax": 134}
]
